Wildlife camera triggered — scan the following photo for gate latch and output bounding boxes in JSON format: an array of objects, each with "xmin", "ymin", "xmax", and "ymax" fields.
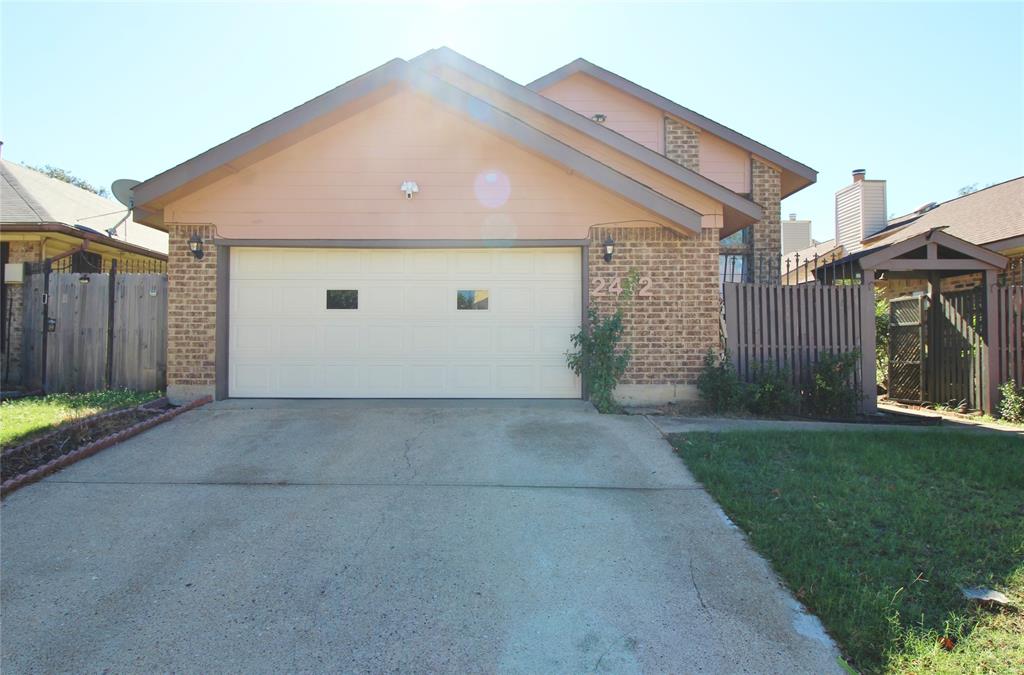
[{"xmin": 46, "ymin": 317, "xmax": 57, "ymax": 333}]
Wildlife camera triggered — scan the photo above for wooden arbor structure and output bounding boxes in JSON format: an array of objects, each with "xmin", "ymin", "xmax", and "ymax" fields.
[{"xmin": 828, "ymin": 228, "xmax": 1011, "ymax": 414}]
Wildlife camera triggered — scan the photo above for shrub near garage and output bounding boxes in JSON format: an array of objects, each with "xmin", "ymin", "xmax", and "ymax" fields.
[
  {"xmin": 695, "ymin": 349, "xmax": 746, "ymax": 413},
  {"xmin": 567, "ymin": 270, "xmax": 640, "ymax": 413},
  {"xmin": 696, "ymin": 349, "xmax": 862, "ymax": 419}
]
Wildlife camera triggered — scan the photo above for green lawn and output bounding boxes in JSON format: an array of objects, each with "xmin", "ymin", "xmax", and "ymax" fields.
[
  {"xmin": 0, "ymin": 389, "xmax": 161, "ymax": 448},
  {"xmin": 670, "ymin": 430, "xmax": 1023, "ymax": 674}
]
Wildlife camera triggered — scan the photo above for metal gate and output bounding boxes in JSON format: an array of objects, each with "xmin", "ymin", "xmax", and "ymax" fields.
[{"xmin": 888, "ymin": 295, "xmax": 926, "ymax": 403}]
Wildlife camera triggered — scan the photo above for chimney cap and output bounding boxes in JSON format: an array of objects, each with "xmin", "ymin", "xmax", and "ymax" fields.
[{"xmin": 852, "ymin": 169, "xmax": 866, "ymax": 182}]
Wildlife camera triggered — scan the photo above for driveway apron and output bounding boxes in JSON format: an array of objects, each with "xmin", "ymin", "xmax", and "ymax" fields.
[{"xmin": 1, "ymin": 400, "xmax": 841, "ymax": 673}]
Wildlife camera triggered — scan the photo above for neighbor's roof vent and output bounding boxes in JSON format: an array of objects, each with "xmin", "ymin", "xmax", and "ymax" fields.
[{"xmin": 914, "ymin": 201, "xmax": 938, "ymax": 215}]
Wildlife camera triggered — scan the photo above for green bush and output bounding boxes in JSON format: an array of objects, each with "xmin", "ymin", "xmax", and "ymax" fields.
[
  {"xmin": 875, "ymin": 291, "xmax": 890, "ymax": 389},
  {"xmin": 567, "ymin": 271, "xmax": 639, "ymax": 413},
  {"xmin": 747, "ymin": 361, "xmax": 799, "ymax": 416},
  {"xmin": 805, "ymin": 351, "xmax": 861, "ymax": 418},
  {"xmin": 696, "ymin": 349, "xmax": 746, "ymax": 413},
  {"xmin": 997, "ymin": 380, "xmax": 1024, "ymax": 423}
]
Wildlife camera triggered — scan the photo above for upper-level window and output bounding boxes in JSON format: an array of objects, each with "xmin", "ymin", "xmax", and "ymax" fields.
[{"xmin": 720, "ymin": 227, "xmax": 750, "ymax": 248}]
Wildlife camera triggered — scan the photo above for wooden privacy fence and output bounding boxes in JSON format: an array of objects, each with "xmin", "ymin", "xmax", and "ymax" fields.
[
  {"xmin": 722, "ymin": 281, "xmax": 875, "ymax": 411},
  {"xmin": 993, "ymin": 284, "xmax": 1024, "ymax": 389},
  {"xmin": 22, "ymin": 271, "xmax": 167, "ymax": 393}
]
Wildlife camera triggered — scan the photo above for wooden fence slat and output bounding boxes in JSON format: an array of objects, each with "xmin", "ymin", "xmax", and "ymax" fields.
[
  {"xmin": 722, "ymin": 280, "xmax": 870, "ymax": 411},
  {"xmin": 17, "ymin": 271, "xmax": 167, "ymax": 394}
]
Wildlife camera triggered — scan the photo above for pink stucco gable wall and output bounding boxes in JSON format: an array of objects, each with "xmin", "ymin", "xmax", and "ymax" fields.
[
  {"xmin": 698, "ymin": 129, "xmax": 751, "ymax": 194},
  {"xmin": 165, "ymin": 90, "xmax": 682, "ymax": 240},
  {"xmin": 538, "ymin": 73, "xmax": 664, "ymax": 154}
]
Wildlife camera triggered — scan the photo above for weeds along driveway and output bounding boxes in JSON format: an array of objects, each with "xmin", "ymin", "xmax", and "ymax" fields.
[{"xmin": 1, "ymin": 400, "xmax": 841, "ymax": 673}]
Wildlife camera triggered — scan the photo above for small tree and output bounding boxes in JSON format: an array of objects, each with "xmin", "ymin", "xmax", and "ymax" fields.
[{"xmin": 566, "ymin": 270, "xmax": 640, "ymax": 413}]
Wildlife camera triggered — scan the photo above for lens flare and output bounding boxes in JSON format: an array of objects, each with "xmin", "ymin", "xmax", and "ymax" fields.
[{"xmin": 474, "ymin": 170, "xmax": 511, "ymax": 209}]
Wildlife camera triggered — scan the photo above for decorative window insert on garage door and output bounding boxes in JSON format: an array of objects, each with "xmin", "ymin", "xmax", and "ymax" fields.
[{"xmin": 228, "ymin": 247, "xmax": 583, "ymax": 398}]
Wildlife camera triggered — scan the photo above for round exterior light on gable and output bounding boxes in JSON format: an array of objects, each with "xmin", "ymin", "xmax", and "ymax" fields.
[
  {"xmin": 188, "ymin": 233, "xmax": 205, "ymax": 260},
  {"xmin": 591, "ymin": 113, "xmax": 607, "ymax": 124},
  {"xmin": 603, "ymin": 235, "xmax": 615, "ymax": 263}
]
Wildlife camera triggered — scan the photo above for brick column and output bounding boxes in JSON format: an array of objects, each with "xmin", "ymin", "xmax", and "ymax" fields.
[
  {"xmin": 2, "ymin": 241, "xmax": 42, "ymax": 385},
  {"xmin": 166, "ymin": 224, "xmax": 217, "ymax": 403},
  {"xmin": 664, "ymin": 117, "xmax": 700, "ymax": 172},
  {"xmin": 588, "ymin": 225, "xmax": 719, "ymax": 405},
  {"xmin": 751, "ymin": 158, "xmax": 782, "ymax": 282}
]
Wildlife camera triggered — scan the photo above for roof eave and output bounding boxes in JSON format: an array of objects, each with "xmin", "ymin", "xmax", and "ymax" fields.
[
  {"xmin": 413, "ymin": 47, "xmax": 764, "ymax": 222},
  {"xmin": 528, "ymin": 58, "xmax": 818, "ymax": 192},
  {"xmin": 0, "ymin": 222, "xmax": 168, "ymax": 259},
  {"xmin": 405, "ymin": 68, "xmax": 703, "ymax": 234},
  {"xmin": 133, "ymin": 58, "xmax": 409, "ymax": 212}
]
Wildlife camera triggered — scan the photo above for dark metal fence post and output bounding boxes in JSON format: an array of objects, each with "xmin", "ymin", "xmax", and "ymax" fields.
[{"xmin": 105, "ymin": 260, "xmax": 117, "ymax": 389}]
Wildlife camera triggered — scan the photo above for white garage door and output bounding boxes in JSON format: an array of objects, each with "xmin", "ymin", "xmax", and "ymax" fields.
[{"xmin": 229, "ymin": 247, "xmax": 582, "ymax": 398}]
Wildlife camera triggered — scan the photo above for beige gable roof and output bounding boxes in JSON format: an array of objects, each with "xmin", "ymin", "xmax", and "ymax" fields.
[
  {"xmin": 865, "ymin": 176, "xmax": 1023, "ymax": 250},
  {"xmin": 0, "ymin": 160, "xmax": 168, "ymax": 254}
]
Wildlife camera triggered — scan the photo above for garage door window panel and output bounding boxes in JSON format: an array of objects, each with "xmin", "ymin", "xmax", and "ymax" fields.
[
  {"xmin": 326, "ymin": 289, "xmax": 358, "ymax": 309},
  {"xmin": 457, "ymin": 289, "xmax": 489, "ymax": 310}
]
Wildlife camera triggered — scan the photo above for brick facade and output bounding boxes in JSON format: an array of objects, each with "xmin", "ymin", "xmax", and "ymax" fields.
[
  {"xmin": 664, "ymin": 117, "xmax": 700, "ymax": 172},
  {"xmin": 166, "ymin": 224, "xmax": 217, "ymax": 402},
  {"xmin": 1, "ymin": 241, "xmax": 41, "ymax": 385},
  {"xmin": 589, "ymin": 225, "xmax": 719, "ymax": 403},
  {"xmin": 751, "ymin": 158, "xmax": 782, "ymax": 282}
]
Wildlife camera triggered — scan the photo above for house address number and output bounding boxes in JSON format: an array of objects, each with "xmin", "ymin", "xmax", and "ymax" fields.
[{"xmin": 592, "ymin": 276, "xmax": 654, "ymax": 297}]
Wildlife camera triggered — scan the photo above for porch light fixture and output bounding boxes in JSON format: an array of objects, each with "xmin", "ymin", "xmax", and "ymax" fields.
[
  {"xmin": 603, "ymin": 235, "xmax": 615, "ymax": 263},
  {"xmin": 187, "ymin": 233, "xmax": 205, "ymax": 260},
  {"xmin": 79, "ymin": 274, "xmax": 90, "ymax": 284}
]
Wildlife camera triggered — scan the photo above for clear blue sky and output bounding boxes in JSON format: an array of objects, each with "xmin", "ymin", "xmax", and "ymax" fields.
[{"xmin": 2, "ymin": 1, "xmax": 1021, "ymax": 242}]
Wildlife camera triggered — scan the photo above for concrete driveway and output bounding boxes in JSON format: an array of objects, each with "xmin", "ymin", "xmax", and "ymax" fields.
[{"xmin": 1, "ymin": 400, "xmax": 840, "ymax": 673}]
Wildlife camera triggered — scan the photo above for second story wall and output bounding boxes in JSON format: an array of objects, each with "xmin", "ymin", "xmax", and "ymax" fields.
[
  {"xmin": 539, "ymin": 73, "xmax": 664, "ymax": 154},
  {"xmin": 697, "ymin": 130, "xmax": 751, "ymax": 194}
]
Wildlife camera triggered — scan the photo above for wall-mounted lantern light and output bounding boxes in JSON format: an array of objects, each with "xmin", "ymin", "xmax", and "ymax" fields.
[
  {"xmin": 188, "ymin": 233, "xmax": 205, "ymax": 260},
  {"xmin": 603, "ymin": 235, "xmax": 615, "ymax": 263}
]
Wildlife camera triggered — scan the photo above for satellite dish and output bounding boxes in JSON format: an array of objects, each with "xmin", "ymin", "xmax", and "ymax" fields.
[{"xmin": 111, "ymin": 179, "xmax": 141, "ymax": 208}]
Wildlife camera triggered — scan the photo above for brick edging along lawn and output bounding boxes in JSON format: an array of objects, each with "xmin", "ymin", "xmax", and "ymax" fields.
[{"xmin": 1, "ymin": 396, "xmax": 212, "ymax": 498}]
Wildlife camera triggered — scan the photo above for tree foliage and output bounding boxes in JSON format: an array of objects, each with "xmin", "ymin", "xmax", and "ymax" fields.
[{"xmin": 26, "ymin": 164, "xmax": 108, "ymax": 197}]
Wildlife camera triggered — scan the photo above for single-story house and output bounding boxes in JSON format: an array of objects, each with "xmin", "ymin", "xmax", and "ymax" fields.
[
  {"xmin": 786, "ymin": 171, "xmax": 1022, "ymax": 291},
  {"xmin": 129, "ymin": 47, "xmax": 816, "ymax": 404},
  {"xmin": 1, "ymin": 158, "xmax": 169, "ymax": 385},
  {"xmin": 864, "ymin": 176, "xmax": 1023, "ymax": 295}
]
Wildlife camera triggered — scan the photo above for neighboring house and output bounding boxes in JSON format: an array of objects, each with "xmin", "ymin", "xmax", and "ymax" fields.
[
  {"xmin": 1, "ymin": 158, "xmax": 169, "ymax": 385},
  {"xmin": 781, "ymin": 172, "xmax": 1022, "ymax": 291},
  {"xmin": 781, "ymin": 213, "xmax": 812, "ymax": 256},
  {"xmin": 863, "ymin": 176, "xmax": 1023, "ymax": 295},
  {"xmin": 780, "ymin": 238, "xmax": 843, "ymax": 285},
  {"xmin": 129, "ymin": 47, "xmax": 816, "ymax": 404}
]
